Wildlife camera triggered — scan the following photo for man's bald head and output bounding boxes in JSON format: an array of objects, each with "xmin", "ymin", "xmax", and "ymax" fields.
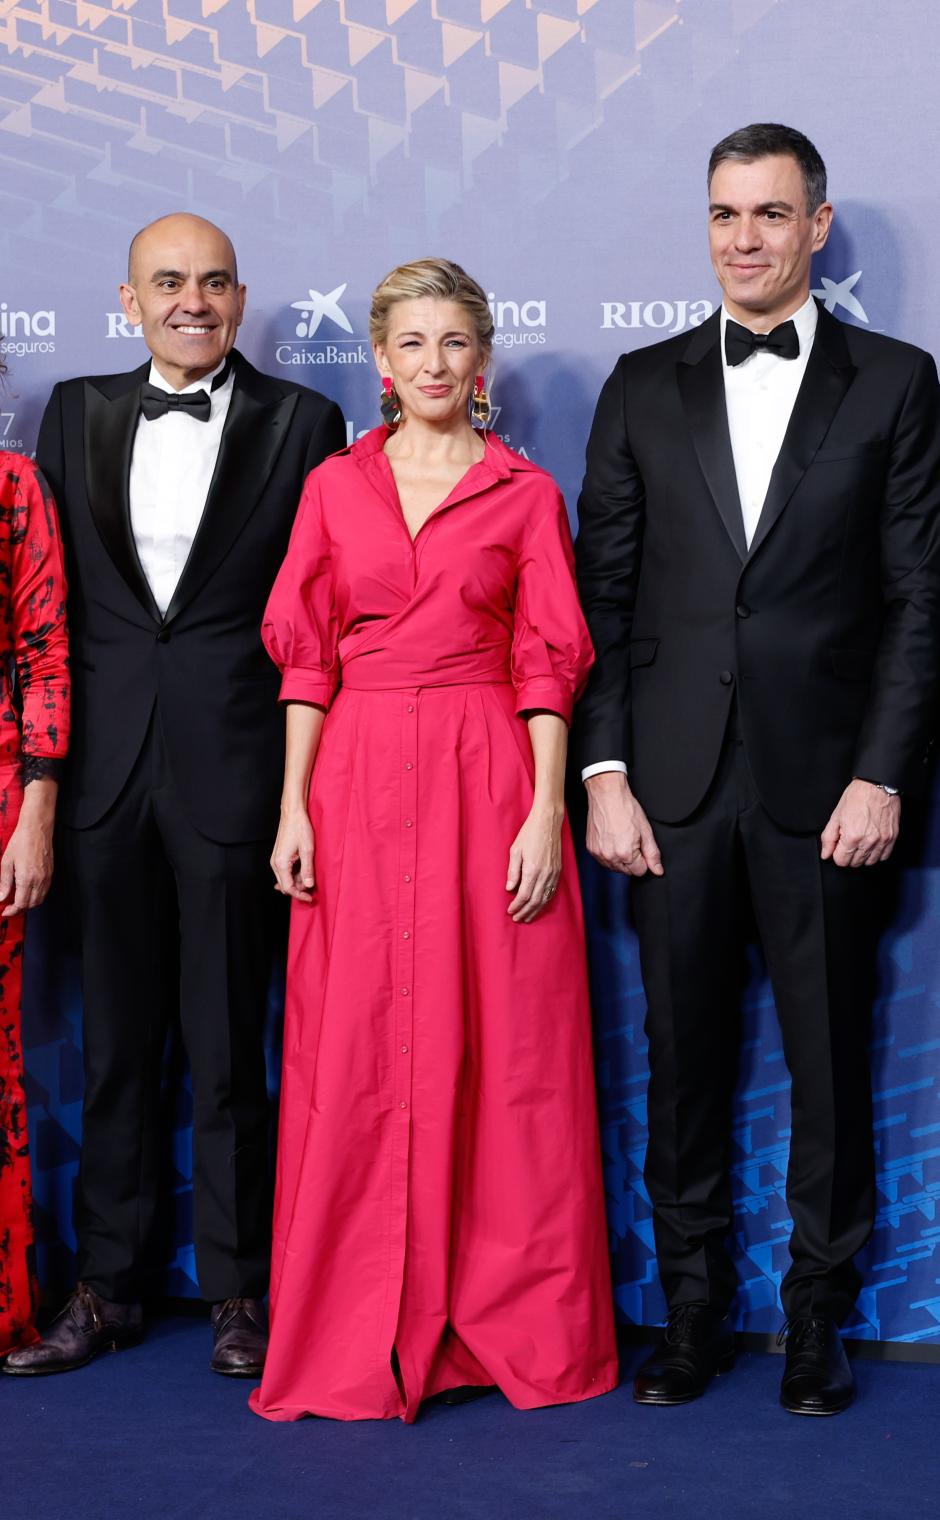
[
  {"xmin": 119, "ymin": 212, "xmax": 246, "ymax": 390},
  {"xmin": 127, "ymin": 213, "xmax": 238, "ymax": 284}
]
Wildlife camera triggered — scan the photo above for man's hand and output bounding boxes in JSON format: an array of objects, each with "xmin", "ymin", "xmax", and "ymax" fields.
[
  {"xmin": 585, "ymin": 771, "xmax": 664, "ymax": 877},
  {"xmin": 820, "ymin": 778, "xmax": 901, "ymax": 868}
]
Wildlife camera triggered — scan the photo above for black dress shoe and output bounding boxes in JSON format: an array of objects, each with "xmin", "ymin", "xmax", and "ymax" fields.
[
  {"xmin": 210, "ymin": 1297, "xmax": 268, "ymax": 1377},
  {"xmin": 2, "ymin": 1284, "xmax": 143, "ymax": 1376},
  {"xmin": 779, "ymin": 1316, "xmax": 854, "ymax": 1416},
  {"xmin": 437, "ymin": 1385, "xmax": 496, "ymax": 1406},
  {"xmin": 633, "ymin": 1303, "xmax": 735, "ymax": 1406}
]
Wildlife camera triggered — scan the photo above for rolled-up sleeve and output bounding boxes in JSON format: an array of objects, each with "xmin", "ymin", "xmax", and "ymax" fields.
[
  {"xmin": 511, "ymin": 492, "xmax": 595, "ymax": 724},
  {"xmin": 262, "ymin": 473, "xmax": 339, "ymax": 709}
]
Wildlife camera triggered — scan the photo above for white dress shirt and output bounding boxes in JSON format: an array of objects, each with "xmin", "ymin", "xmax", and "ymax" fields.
[
  {"xmin": 129, "ymin": 357, "xmax": 234, "ymax": 616},
  {"xmin": 582, "ymin": 294, "xmax": 818, "ymax": 782},
  {"xmin": 722, "ymin": 293, "xmax": 817, "ymax": 548}
]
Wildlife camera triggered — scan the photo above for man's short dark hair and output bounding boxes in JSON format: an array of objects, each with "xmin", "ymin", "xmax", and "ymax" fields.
[{"xmin": 708, "ymin": 123, "xmax": 828, "ymax": 213}]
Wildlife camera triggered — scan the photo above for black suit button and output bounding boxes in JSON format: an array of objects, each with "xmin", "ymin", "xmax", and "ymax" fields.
[
  {"xmin": 719, "ymin": 670, "xmax": 734, "ymax": 686},
  {"xmin": 156, "ymin": 629, "xmax": 171, "ymax": 644},
  {"xmin": 735, "ymin": 604, "xmax": 751, "ymax": 619}
]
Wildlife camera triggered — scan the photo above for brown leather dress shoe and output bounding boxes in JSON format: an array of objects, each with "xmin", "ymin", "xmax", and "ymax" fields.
[
  {"xmin": 2, "ymin": 1284, "xmax": 143, "ymax": 1376},
  {"xmin": 210, "ymin": 1297, "xmax": 268, "ymax": 1377}
]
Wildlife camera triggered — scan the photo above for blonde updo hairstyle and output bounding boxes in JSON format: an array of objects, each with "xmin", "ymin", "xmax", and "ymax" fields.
[{"xmin": 369, "ymin": 258, "xmax": 494, "ymax": 369}]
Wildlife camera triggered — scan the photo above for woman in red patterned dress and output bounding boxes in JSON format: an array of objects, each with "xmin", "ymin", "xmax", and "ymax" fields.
[{"xmin": 0, "ymin": 406, "xmax": 70, "ymax": 1357}]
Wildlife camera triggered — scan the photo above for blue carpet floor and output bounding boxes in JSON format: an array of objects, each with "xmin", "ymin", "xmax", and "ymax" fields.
[{"xmin": 3, "ymin": 1316, "xmax": 939, "ymax": 1520}]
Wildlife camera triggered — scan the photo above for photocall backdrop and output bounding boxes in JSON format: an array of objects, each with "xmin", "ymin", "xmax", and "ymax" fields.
[{"xmin": 4, "ymin": 0, "xmax": 939, "ymax": 1346}]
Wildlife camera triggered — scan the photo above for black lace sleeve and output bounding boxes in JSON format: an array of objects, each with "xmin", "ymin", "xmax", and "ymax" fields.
[{"xmin": 22, "ymin": 754, "xmax": 66, "ymax": 787}]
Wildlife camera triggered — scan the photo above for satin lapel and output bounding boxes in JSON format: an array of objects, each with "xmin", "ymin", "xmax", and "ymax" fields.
[
  {"xmin": 677, "ymin": 321, "xmax": 748, "ymax": 562},
  {"xmin": 83, "ymin": 368, "xmax": 162, "ymax": 622},
  {"xmin": 747, "ymin": 307, "xmax": 856, "ymax": 559},
  {"xmin": 163, "ymin": 376, "xmax": 299, "ymax": 624}
]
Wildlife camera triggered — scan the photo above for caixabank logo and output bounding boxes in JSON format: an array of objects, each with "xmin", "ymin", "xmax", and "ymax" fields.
[
  {"xmin": 276, "ymin": 283, "xmax": 370, "ymax": 368},
  {"xmin": 812, "ymin": 270, "xmax": 869, "ymax": 324},
  {"xmin": 0, "ymin": 304, "xmax": 56, "ymax": 356}
]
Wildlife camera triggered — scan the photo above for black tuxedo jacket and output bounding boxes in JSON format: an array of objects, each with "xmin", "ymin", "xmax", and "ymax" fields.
[
  {"xmin": 575, "ymin": 304, "xmax": 940, "ymax": 832},
  {"xmin": 38, "ymin": 350, "xmax": 347, "ymax": 842}
]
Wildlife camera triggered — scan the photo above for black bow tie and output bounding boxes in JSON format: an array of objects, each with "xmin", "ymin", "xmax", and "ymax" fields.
[
  {"xmin": 140, "ymin": 385, "xmax": 211, "ymax": 422},
  {"xmin": 724, "ymin": 318, "xmax": 800, "ymax": 367},
  {"xmin": 139, "ymin": 359, "xmax": 233, "ymax": 423}
]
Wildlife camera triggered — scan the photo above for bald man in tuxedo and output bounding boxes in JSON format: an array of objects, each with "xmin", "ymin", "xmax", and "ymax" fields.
[{"xmin": 5, "ymin": 215, "xmax": 346, "ymax": 1379}]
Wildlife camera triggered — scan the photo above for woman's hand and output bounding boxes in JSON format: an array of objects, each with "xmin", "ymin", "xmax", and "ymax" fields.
[
  {"xmin": 0, "ymin": 780, "xmax": 57, "ymax": 917},
  {"xmin": 506, "ymin": 802, "xmax": 563, "ymax": 923},
  {"xmin": 271, "ymin": 807, "xmax": 317, "ymax": 902}
]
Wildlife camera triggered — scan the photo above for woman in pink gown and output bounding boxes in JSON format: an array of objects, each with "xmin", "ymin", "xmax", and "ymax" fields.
[{"xmin": 251, "ymin": 259, "xmax": 618, "ymax": 1423}]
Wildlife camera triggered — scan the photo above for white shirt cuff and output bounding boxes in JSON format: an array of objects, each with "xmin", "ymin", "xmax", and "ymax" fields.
[{"xmin": 581, "ymin": 760, "xmax": 628, "ymax": 782}]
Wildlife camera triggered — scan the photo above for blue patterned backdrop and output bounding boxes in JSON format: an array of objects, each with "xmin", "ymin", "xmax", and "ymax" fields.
[{"xmin": 3, "ymin": 0, "xmax": 938, "ymax": 1344}]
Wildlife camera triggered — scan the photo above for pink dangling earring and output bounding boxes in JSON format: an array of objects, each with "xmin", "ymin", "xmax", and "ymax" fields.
[
  {"xmin": 471, "ymin": 373, "xmax": 491, "ymax": 428},
  {"xmin": 380, "ymin": 375, "xmax": 402, "ymax": 429}
]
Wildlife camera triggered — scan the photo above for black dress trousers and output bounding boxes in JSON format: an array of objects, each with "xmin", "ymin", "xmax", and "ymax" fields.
[
  {"xmin": 71, "ymin": 712, "xmax": 281, "ymax": 1304},
  {"xmin": 631, "ymin": 722, "xmax": 878, "ymax": 1324}
]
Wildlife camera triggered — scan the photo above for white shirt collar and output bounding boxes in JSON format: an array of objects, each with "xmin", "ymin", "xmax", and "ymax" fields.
[
  {"xmin": 146, "ymin": 356, "xmax": 231, "ymax": 395},
  {"xmin": 720, "ymin": 293, "xmax": 818, "ymax": 358}
]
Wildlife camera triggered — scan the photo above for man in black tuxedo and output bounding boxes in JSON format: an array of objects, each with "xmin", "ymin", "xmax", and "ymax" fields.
[
  {"xmin": 576, "ymin": 125, "xmax": 940, "ymax": 1414},
  {"xmin": 4, "ymin": 214, "xmax": 346, "ymax": 1378}
]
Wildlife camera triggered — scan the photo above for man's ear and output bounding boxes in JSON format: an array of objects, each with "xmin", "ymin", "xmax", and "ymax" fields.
[
  {"xmin": 812, "ymin": 202, "xmax": 834, "ymax": 255},
  {"xmin": 118, "ymin": 283, "xmax": 142, "ymax": 326}
]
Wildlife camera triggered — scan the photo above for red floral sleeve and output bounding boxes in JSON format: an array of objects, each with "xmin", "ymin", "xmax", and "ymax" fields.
[{"xmin": 6, "ymin": 457, "xmax": 70, "ymax": 767}]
